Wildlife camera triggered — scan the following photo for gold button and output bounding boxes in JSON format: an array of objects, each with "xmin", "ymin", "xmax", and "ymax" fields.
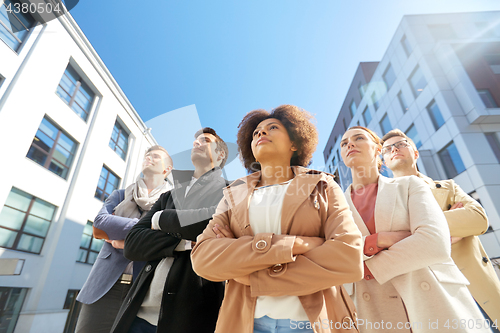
[
  {"xmin": 369, "ymin": 247, "xmax": 374, "ymax": 251},
  {"xmin": 272, "ymin": 264, "xmax": 283, "ymax": 273},
  {"xmin": 256, "ymin": 240, "xmax": 267, "ymax": 250},
  {"xmin": 421, "ymin": 282, "xmax": 430, "ymax": 291},
  {"xmin": 363, "ymin": 292, "xmax": 370, "ymax": 301},
  {"xmin": 353, "ymin": 312, "xmax": 358, "ymax": 321},
  {"xmin": 342, "ymin": 316, "xmax": 353, "ymax": 325}
]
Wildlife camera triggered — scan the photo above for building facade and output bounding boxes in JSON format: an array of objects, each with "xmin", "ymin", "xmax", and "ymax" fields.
[
  {"xmin": 0, "ymin": 3, "xmax": 159, "ymax": 333},
  {"xmin": 323, "ymin": 11, "xmax": 500, "ymax": 263}
]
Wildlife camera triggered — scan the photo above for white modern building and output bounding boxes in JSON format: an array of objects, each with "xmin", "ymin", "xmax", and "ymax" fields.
[
  {"xmin": 0, "ymin": 2, "xmax": 159, "ymax": 332},
  {"xmin": 323, "ymin": 11, "xmax": 500, "ymax": 263}
]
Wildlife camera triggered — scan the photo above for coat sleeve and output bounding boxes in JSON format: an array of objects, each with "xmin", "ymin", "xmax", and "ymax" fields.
[
  {"xmin": 444, "ymin": 181, "xmax": 488, "ymax": 237},
  {"xmin": 93, "ymin": 190, "xmax": 139, "ymax": 240},
  {"xmin": 191, "ymin": 197, "xmax": 297, "ymax": 282},
  {"xmin": 366, "ymin": 176, "xmax": 451, "ymax": 285},
  {"xmin": 248, "ymin": 177, "xmax": 364, "ymax": 297},
  {"xmin": 158, "ymin": 206, "xmax": 218, "ymax": 241},
  {"xmin": 124, "ymin": 192, "xmax": 181, "ymax": 262}
]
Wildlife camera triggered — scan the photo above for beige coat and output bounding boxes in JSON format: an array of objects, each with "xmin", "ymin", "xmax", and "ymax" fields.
[
  {"xmin": 192, "ymin": 167, "xmax": 364, "ymax": 333},
  {"xmin": 344, "ymin": 175, "xmax": 489, "ymax": 333},
  {"xmin": 419, "ymin": 172, "xmax": 500, "ymax": 322}
]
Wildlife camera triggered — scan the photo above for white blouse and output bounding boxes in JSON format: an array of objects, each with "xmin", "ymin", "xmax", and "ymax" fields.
[{"xmin": 249, "ymin": 180, "xmax": 309, "ymax": 321}]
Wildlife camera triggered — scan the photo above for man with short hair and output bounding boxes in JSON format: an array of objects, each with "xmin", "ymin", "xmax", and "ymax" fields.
[
  {"xmin": 76, "ymin": 145, "xmax": 174, "ymax": 333},
  {"xmin": 111, "ymin": 128, "xmax": 228, "ymax": 333},
  {"xmin": 381, "ymin": 129, "xmax": 500, "ymax": 327}
]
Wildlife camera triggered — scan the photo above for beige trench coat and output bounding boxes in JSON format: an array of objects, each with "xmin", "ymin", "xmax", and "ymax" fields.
[
  {"xmin": 192, "ymin": 166, "xmax": 364, "ymax": 333},
  {"xmin": 418, "ymin": 172, "xmax": 500, "ymax": 323},
  {"xmin": 344, "ymin": 175, "xmax": 490, "ymax": 333}
]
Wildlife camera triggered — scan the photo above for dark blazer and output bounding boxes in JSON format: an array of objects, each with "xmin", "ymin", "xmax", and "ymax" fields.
[{"xmin": 111, "ymin": 168, "xmax": 226, "ymax": 333}]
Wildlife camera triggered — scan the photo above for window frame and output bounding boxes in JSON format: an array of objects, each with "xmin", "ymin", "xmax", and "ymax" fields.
[
  {"xmin": 383, "ymin": 64, "xmax": 396, "ymax": 90},
  {"xmin": 438, "ymin": 141, "xmax": 466, "ymax": 179},
  {"xmin": 485, "ymin": 132, "xmax": 500, "ymax": 163},
  {"xmin": 427, "ymin": 100, "xmax": 445, "ymax": 130},
  {"xmin": 0, "ymin": 287, "xmax": 28, "ymax": 333},
  {"xmin": 477, "ymin": 89, "xmax": 498, "ymax": 108},
  {"xmin": 405, "ymin": 124, "xmax": 422, "ymax": 149},
  {"xmin": 397, "ymin": 91, "xmax": 409, "ymax": 113},
  {"xmin": 56, "ymin": 65, "xmax": 95, "ymax": 122},
  {"xmin": 349, "ymin": 100, "xmax": 356, "ymax": 118},
  {"xmin": 409, "ymin": 65, "xmax": 427, "ymax": 97},
  {"xmin": 109, "ymin": 120, "xmax": 130, "ymax": 160},
  {"xmin": 371, "ymin": 91, "xmax": 380, "ymax": 110},
  {"xmin": 401, "ymin": 35, "xmax": 412, "ymax": 57},
  {"xmin": 95, "ymin": 165, "xmax": 121, "ymax": 202},
  {"xmin": 26, "ymin": 116, "xmax": 78, "ymax": 179},
  {"xmin": 76, "ymin": 221, "xmax": 104, "ymax": 265},
  {"xmin": 362, "ymin": 106, "xmax": 372, "ymax": 126},
  {"xmin": 379, "ymin": 114, "xmax": 391, "ymax": 136},
  {"xmin": 0, "ymin": 187, "xmax": 56, "ymax": 254},
  {"xmin": 0, "ymin": 0, "xmax": 35, "ymax": 52}
]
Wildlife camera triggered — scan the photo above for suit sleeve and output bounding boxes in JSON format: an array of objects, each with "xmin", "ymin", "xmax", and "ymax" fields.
[
  {"xmin": 366, "ymin": 176, "xmax": 451, "ymax": 285},
  {"xmin": 158, "ymin": 206, "xmax": 218, "ymax": 241},
  {"xmin": 124, "ymin": 192, "xmax": 181, "ymax": 262},
  {"xmin": 247, "ymin": 177, "xmax": 363, "ymax": 297},
  {"xmin": 93, "ymin": 190, "xmax": 139, "ymax": 240},
  {"xmin": 445, "ymin": 181, "xmax": 488, "ymax": 237}
]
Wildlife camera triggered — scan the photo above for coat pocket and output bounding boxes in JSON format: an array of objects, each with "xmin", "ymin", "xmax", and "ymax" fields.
[
  {"xmin": 97, "ymin": 250, "xmax": 111, "ymax": 259},
  {"xmin": 429, "ymin": 263, "xmax": 469, "ymax": 285}
]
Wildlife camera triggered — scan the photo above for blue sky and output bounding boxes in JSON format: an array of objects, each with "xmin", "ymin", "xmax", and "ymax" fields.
[{"xmin": 70, "ymin": 0, "xmax": 500, "ymax": 180}]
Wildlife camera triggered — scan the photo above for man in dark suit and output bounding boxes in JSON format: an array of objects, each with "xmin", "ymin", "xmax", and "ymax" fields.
[{"xmin": 111, "ymin": 127, "xmax": 228, "ymax": 333}]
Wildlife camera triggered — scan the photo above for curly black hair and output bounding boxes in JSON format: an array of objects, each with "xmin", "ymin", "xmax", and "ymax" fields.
[{"xmin": 237, "ymin": 105, "xmax": 318, "ymax": 173}]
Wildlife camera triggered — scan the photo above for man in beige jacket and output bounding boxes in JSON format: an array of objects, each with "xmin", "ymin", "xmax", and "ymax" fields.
[{"xmin": 382, "ymin": 129, "xmax": 500, "ymax": 330}]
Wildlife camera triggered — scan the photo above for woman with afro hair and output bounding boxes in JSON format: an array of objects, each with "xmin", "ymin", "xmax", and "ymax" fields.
[{"xmin": 191, "ymin": 105, "xmax": 363, "ymax": 333}]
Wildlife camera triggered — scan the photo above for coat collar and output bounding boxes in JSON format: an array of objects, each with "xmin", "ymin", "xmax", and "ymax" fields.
[
  {"xmin": 344, "ymin": 175, "xmax": 398, "ymax": 236},
  {"xmin": 223, "ymin": 166, "xmax": 328, "ymax": 236}
]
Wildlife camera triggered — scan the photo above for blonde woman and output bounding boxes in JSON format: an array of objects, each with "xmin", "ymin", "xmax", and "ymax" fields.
[{"xmin": 340, "ymin": 126, "xmax": 490, "ymax": 333}]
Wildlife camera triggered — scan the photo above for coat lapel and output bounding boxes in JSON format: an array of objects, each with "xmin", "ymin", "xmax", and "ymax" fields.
[
  {"xmin": 374, "ymin": 176, "xmax": 398, "ymax": 233},
  {"xmin": 280, "ymin": 167, "xmax": 323, "ymax": 235},
  {"xmin": 223, "ymin": 172, "xmax": 260, "ymax": 236}
]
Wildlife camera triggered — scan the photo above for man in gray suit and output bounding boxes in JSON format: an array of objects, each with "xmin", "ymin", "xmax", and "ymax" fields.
[{"xmin": 75, "ymin": 145, "xmax": 173, "ymax": 333}]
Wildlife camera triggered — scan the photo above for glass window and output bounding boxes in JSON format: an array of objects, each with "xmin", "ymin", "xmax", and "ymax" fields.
[
  {"xmin": 26, "ymin": 117, "xmax": 78, "ymax": 179},
  {"xmin": 0, "ymin": 74, "xmax": 4, "ymax": 88},
  {"xmin": 63, "ymin": 289, "xmax": 82, "ymax": 333},
  {"xmin": 371, "ymin": 92, "xmax": 380, "ymax": 110},
  {"xmin": 405, "ymin": 124, "xmax": 422, "ymax": 149},
  {"xmin": 438, "ymin": 141, "xmax": 466, "ymax": 178},
  {"xmin": 332, "ymin": 155, "xmax": 337, "ymax": 167},
  {"xmin": 485, "ymin": 133, "xmax": 500, "ymax": 163},
  {"xmin": 342, "ymin": 118, "xmax": 347, "ymax": 132},
  {"xmin": 358, "ymin": 82, "xmax": 366, "ymax": 98},
  {"xmin": 95, "ymin": 166, "xmax": 120, "ymax": 202},
  {"xmin": 401, "ymin": 35, "xmax": 412, "ymax": 57},
  {"xmin": 427, "ymin": 100, "xmax": 445, "ymax": 130},
  {"xmin": 477, "ymin": 89, "xmax": 498, "ymax": 108},
  {"xmin": 0, "ymin": 0, "xmax": 35, "ymax": 52},
  {"xmin": 483, "ymin": 54, "xmax": 500, "ymax": 74},
  {"xmin": 409, "ymin": 66, "xmax": 427, "ymax": 97},
  {"xmin": 349, "ymin": 100, "xmax": 356, "ymax": 118},
  {"xmin": 56, "ymin": 65, "xmax": 95, "ymax": 121},
  {"xmin": 0, "ymin": 287, "xmax": 28, "ymax": 333},
  {"xmin": 0, "ymin": 188, "xmax": 56, "ymax": 254},
  {"xmin": 428, "ymin": 24, "xmax": 456, "ymax": 41},
  {"xmin": 397, "ymin": 91, "xmax": 409, "ymax": 113},
  {"xmin": 383, "ymin": 64, "xmax": 396, "ymax": 90},
  {"xmin": 77, "ymin": 221, "xmax": 104, "ymax": 264},
  {"xmin": 379, "ymin": 114, "xmax": 391, "ymax": 136},
  {"xmin": 362, "ymin": 106, "xmax": 372, "ymax": 126},
  {"xmin": 109, "ymin": 120, "xmax": 129, "ymax": 160}
]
